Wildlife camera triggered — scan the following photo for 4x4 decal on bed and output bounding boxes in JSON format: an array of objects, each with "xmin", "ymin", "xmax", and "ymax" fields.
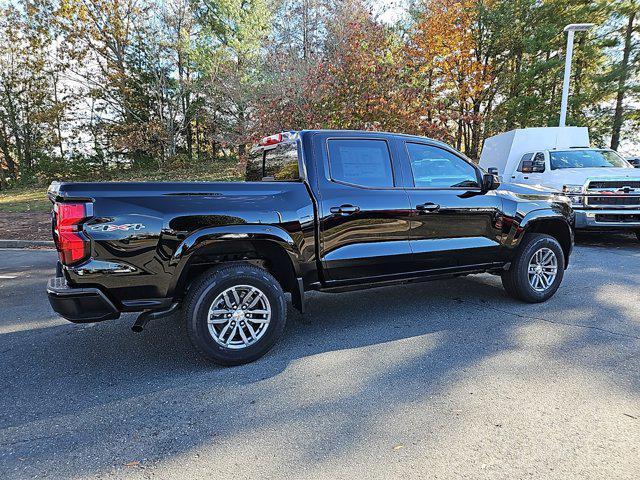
[{"xmin": 89, "ymin": 223, "xmax": 146, "ymax": 232}]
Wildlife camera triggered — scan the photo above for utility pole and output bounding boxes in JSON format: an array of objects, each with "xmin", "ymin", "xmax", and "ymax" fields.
[{"xmin": 559, "ymin": 23, "xmax": 595, "ymax": 127}]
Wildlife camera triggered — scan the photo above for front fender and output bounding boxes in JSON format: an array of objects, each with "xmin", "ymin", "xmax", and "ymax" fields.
[{"xmin": 505, "ymin": 208, "xmax": 574, "ymax": 264}]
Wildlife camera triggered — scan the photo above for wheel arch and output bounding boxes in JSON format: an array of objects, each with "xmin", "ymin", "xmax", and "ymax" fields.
[
  {"xmin": 516, "ymin": 212, "xmax": 573, "ymax": 267},
  {"xmin": 169, "ymin": 225, "xmax": 301, "ymax": 301}
]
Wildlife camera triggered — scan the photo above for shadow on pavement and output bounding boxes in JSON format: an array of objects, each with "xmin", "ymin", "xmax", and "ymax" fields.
[
  {"xmin": 0, "ymin": 239, "xmax": 639, "ymax": 478},
  {"xmin": 574, "ymin": 230, "xmax": 639, "ymax": 248}
]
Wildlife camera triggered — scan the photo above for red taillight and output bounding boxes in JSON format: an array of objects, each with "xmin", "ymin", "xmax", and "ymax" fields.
[
  {"xmin": 53, "ymin": 202, "xmax": 91, "ymax": 265},
  {"xmin": 258, "ymin": 133, "xmax": 282, "ymax": 146}
]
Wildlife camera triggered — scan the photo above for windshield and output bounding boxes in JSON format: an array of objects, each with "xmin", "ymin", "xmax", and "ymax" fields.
[{"xmin": 549, "ymin": 150, "xmax": 630, "ymax": 169}]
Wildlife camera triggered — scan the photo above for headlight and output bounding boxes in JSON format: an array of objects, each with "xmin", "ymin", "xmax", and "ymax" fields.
[{"xmin": 562, "ymin": 185, "xmax": 584, "ymax": 205}]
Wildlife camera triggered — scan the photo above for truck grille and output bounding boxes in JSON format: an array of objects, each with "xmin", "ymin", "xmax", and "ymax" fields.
[
  {"xmin": 595, "ymin": 214, "xmax": 640, "ymax": 223},
  {"xmin": 588, "ymin": 180, "xmax": 640, "ymax": 189},
  {"xmin": 588, "ymin": 196, "xmax": 640, "ymax": 206},
  {"xmin": 585, "ymin": 179, "xmax": 640, "ymax": 207}
]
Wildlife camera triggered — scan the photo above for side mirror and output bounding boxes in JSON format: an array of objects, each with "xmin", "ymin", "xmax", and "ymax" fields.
[
  {"xmin": 521, "ymin": 160, "xmax": 533, "ymax": 173},
  {"xmin": 481, "ymin": 173, "xmax": 500, "ymax": 193}
]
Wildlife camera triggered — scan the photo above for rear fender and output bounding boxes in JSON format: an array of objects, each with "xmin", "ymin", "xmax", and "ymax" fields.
[{"xmin": 169, "ymin": 224, "xmax": 301, "ymax": 297}]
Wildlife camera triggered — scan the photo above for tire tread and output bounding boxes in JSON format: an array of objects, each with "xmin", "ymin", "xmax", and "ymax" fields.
[
  {"xmin": 501, "ymin": 233, "xmax": 564, "ymax": 303},
  {"xmin": 183, "ymin": 263, "xmax": 286, "ymax": 366}
]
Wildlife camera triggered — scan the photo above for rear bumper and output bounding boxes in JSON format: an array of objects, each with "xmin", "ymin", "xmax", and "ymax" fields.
[
  {"xmin": 47, "ymin": 277, "xmax": 120, "ymax": 323},
  {"xmin": 574, "ymin": 209, "xmax": 640, "ymax": 229}
]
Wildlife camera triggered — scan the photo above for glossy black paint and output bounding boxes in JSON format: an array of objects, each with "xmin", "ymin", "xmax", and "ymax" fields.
[{"xmin": 48, "ymin": 130, "xmax": 573, "ymax": 321}]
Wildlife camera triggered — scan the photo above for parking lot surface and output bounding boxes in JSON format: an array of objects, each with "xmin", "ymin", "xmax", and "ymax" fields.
[{"xmin": 1, "ymin": 233, "xmax": 639, "ymax": 479}]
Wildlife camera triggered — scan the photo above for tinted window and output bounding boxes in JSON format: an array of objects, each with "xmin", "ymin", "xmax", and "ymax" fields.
[
  {"xmin": 406, "ymin": 143, "xmax": 478, "ymax": 188},
  {"xmin": 550, "ymin": 150, "xmax": 629, "ymax": 169},
  {"xmin": 246, "ymin": 143, "xmax": 300, "ymax": 181},
  {"xmin": 517, "ymin": 153, "xmax": 534, "ymax": 172},
  {"xmin": 327, "ymin": 139, "xmax": 394, "ymax": 188},
  {"xmin": 532, "ymin": 152, "xmax": 546, "ymax": 172}
]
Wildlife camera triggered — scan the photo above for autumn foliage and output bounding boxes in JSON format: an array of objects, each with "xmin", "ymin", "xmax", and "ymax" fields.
[{"xmin": 0, "ymin": 0, "xmax": 637, "ymax": 187}]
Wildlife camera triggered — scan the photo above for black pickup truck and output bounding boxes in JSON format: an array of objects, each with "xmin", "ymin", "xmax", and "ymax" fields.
[{"xmin": 47, "ymin": 130, "xmax": 573, "ymax": 365}]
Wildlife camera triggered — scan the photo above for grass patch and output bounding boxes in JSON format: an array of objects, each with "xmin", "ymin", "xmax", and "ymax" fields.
[
  {"xmin": 0, "ymin": 187, "xmax": 50, "ymax": 213},
  {"xmin": 0, "ymin": 159, "xmax": 243, "ymax": 213}
]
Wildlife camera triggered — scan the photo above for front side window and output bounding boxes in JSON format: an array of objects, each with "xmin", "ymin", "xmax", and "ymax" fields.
[
  {"xmin": 246, "ymin": 142, "xmax": 300, "ymax": 181},
  {"xmin": 327, "ymin": 139, "xmax": 394, "ymax": 188},
  {"xmin": 550, "ymin": 150, "xmax": 630, "ymax": 170},
  {"xmin": 532, "ymin": 152, "xmax": 546, "ymax": 172},
  {"xmin": 406, "ymin": 143, "xmax": 478, "ymax": 188}
]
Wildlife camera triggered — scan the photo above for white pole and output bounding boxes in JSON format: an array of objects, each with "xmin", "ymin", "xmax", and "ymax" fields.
[{"xmin": 559, "ymin": 30, "xmax": 575, "ymax": 127}]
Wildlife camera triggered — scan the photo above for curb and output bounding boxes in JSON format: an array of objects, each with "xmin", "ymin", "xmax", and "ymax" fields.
[{"xmin": 0, "ymin": 239, "xmax": 55, "ymax": 249}]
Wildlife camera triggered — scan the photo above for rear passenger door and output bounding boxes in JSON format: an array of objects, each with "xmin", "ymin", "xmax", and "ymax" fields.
[
  {"xmin": 314, "ymin": 135, "xmax": 414, "ymax": 282},
  {"xmin": 400, "ymin": 141, "xmax": 504, "ymax": 270}
]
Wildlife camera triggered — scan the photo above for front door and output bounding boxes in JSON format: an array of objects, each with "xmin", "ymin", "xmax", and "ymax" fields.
[
  {"xmin": 316, "ymin": 136, "xmax": 413, "ymax": 282},
  {"xmin": 400, "ymin": 141, "xmax": 504, "ymax": 271}
]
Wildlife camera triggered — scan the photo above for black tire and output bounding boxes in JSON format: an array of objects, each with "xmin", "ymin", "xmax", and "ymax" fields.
[
  {"xmin": 501, "ymin": 233, "xmax": 565, "ymax": 303},
  {"xmin": 184, "ymin": 264, "xmax": 286, "ymax": 366}
]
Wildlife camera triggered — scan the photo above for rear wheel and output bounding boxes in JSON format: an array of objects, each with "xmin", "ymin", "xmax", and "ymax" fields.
[
  {"xmin": 184, "ymin": 264, "xmax": 286, "ymax": 366},
  {"xmin": 501, "ymin": 233, "xmax": 565, "ymax": 303}
]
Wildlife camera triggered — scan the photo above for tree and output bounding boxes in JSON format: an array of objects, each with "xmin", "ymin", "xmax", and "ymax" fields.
[
  {"xmin": 192, "ymin": 0, "xmax": 271, "ymax": 165},
  {"xmin": 57, "ymin": 0, "xmax": 201, "ymax": 168},
  {"xmin": 609, "ymin": 2, "xmax": 638, "ymax": 150},
  {"xmin": 409, "ymin": 0, "xmax": 497, "ymax": 156},
  {"xmin": 0, "ymin": 0, "xmax": 65, "ymax": 186},
  {"xmin": 1, "ymin": 0, "xmax": 638, "ymax": 187}
]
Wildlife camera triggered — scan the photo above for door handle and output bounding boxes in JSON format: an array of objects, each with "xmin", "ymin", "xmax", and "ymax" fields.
[
  {"xmin": 416, "ymin": 202, "xmax": 440, "ymax": 213},
  {"xmin": 330, "ymin": 204, "xmax": 360, "ymax": 215}
]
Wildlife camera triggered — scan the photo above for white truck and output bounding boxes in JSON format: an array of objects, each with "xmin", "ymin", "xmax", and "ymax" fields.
[{"xmin": 479, "ymin": 127, "xmax": 640, "ymax": 239}]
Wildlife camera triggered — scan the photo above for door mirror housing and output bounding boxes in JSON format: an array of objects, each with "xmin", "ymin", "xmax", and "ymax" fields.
[
  {"xmin": 521, "ymin": 159, "xmax": 546, "ymax": 174},
  {"xmin": 481, "ymin": 173, "xmax": 500, "ymax": 193}
]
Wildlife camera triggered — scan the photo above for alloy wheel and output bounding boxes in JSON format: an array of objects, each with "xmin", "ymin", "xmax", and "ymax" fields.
[
  {"xmin": 527, "ymin": 247, "xmax": 558, "ymax": 292},
  {"xmin": 207, "ymin": 285, "xmax": 272, "ymax": 349}
]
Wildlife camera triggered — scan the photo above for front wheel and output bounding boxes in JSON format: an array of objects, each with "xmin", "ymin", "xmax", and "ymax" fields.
[
  {"xmin": 184, "ymin": 264, "xmax": 286, "ymax": 366},
  {"xmin": 501, "ymin": 233, "xmax": 565, "ymax": 303}
]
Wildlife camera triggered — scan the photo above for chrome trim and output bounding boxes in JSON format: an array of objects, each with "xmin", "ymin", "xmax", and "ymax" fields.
[
  {"xmin": 574, "ymin": 209, "xmax": 640, "ymax": 228},
  {"xmin": 580, "ymin": 177, "xmax": 640, "ymax": 208}
]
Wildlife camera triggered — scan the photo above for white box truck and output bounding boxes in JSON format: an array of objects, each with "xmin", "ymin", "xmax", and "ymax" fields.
[{"xmin": 479, "ymin": 127, "xmax": 640, "ymax": 239}]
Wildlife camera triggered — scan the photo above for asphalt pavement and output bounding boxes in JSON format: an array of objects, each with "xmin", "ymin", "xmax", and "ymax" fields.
[{"xmin": 1, "ymin": 233, "xmax": 639, "ymax": 479}]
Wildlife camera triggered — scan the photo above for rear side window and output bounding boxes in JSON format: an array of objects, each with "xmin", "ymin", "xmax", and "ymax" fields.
[
  {"xmin": 327, "ymin": 139, "xmax": 394, "ymax": 188},
  {"xmin": 246, "ymin": 143, "xmax": 300, "ymax": 181}
]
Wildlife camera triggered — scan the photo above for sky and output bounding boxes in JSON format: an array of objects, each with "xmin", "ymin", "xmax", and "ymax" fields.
[{"xmin": 373, "ymin": 0, "xmax": 409, "ymax": 24}]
